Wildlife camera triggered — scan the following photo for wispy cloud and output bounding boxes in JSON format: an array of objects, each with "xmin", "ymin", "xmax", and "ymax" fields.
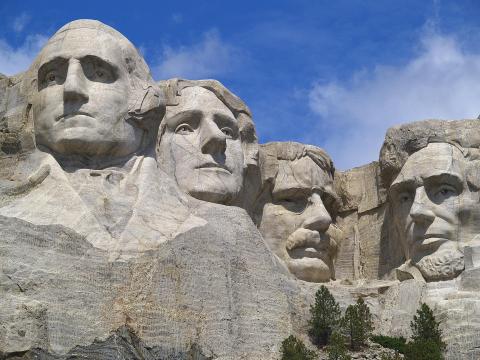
[
  {"xmin": 308, "ymin": 29, "xmax": 480, "ymax": 170},
  {"xmin": 152, "ymin": 29, "xmax": 243, "ymax": 80},
  {"xmin": 12, "ymin": 13, "xmax": 31, "ymax": 33},
  {"xmin": 171, "ymin": 13, "xmax": 183, "ymax": 24},
  {"xmin": 0, "ymin": 34, "xmax": 47, "ymax": 76}
]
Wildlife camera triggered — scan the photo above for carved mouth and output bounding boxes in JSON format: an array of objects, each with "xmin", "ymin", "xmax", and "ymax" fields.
[
  {"xmin": 289, "ymin": 246, "xmax": 327, "ymax": 259},
  {"xmin": 413, "ymin": 234, "xmax": 450, "ymax": 251},
  {"xmin": 56, "ymin": 111, "xmax": 92, "ymax": 121},
  {"xmin": 195, "ymin": 163, "xmax": 231, "ymax": 173}
]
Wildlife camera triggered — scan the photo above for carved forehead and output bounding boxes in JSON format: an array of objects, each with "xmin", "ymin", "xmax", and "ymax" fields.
[
  {"xmin": 29, "ymin": 19, "xmax": 152, "ymax": 85},
  {"xmin": 166, "ymin": 86, "xmax": 235, "ymax": 119},
  {"xmin": 393, "ymin": 143, "xmax": 466, "ymax": 185},
  {"xmin": 37, "ymin": 28, "xmax": 124, "ymax": 67},
  {"xmin": 273, "ymin": 156, "xmax": 333, "ymax": 195}
]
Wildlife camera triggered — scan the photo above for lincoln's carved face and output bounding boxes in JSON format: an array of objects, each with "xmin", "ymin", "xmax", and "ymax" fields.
[
  {"xmin": 157, "ymin": 86, "xmax": 245, "ymax": 204},
  {"xmin": 259, "ymin": 151, "xmax": 340, "ymax": 282},
  {"xmin": 390, "ymin": 142, "xmax": 480, "ymax": 281},
  {"xmin": 33, "ymin": 27, "xmax": 143, "ymax": 159}
]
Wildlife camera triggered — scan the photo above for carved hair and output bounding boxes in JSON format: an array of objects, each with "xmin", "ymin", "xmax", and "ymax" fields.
[
  {"xmin": 156, "ymin": 78, "xmax": 258, "ymax": 168},
  {"xmin": 380, "ymin": 119, "xmax": 480, "ymax": 190},
  {"xmin": 259, "ymin": 141, "xmax": 335, "ymax": 184}
]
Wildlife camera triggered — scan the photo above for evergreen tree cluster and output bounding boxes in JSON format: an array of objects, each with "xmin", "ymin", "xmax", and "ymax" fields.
[
  {"xmin": 280, "ymin": 286, "xmax": 446, "ymax": 360},
  {"xmin": 309, "ymin": 286, "xmax": 373, "ymax": 352}
]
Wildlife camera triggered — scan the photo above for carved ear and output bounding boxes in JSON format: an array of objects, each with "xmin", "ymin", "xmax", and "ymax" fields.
[
  {"xmin": 466, "ymin": 160, "xmax": 480, "ymax": 192},
  {"xmin": 127, "ymin": 84, "xmax": 165, "ymax": 124},
  {"xmin": 238, "ymin": 113, "xmax": 258, "ymax": 169}
]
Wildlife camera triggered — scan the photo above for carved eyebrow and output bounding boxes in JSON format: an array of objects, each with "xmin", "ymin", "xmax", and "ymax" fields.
[
  {"xmin": 213, "ymin": 112, "xmax": 238, "ymax": 127},
  {"xmin": 81, "ymin": 55, "xmax": 119, "ymax": 73},
  {"xmin": 272, "ymin": 186, "xmax": 310, "ymax": 201},
  {"xmin": 423, "ymin": 172, "xmax": 464, "ymax": 191},
  {"xmin": 165, "ymin": 110, "xmax": 202, "ymax": 128},
  {"xmin": 389, "ymin": 178, "xmax": 416, "ymax": 194}
]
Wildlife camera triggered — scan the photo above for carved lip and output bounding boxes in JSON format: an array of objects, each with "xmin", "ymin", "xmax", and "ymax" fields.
[
  {"xmin": 195, "ymin": 162, "xmax": 231, "ymax": 173},
  {"xmin": 56, "ymin": 111, "xmax": 92, "ymax": 121},
  {"xmin": 288, "ymin": 246, "xmax": 327, "ymax": 259},
  {"xmin": 414, "ymin": 234, "xmax": 449, "ymax": 249}
]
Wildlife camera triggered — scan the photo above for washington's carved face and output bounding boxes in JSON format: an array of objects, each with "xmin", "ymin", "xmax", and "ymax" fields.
[
  {"xmin": 33, "ymin": 28, "xmax": 144, "ymax": 158},
  {"xmin": 259, "ymin": 156, "xmax": 339, "ymax": 282},
  {"xmin": 157, "ymin": 86, "xmax": 245, "ymax": 204},
  {"xmin": 390, "ymin": 142, "xmax": 480, "ymax": 281}
]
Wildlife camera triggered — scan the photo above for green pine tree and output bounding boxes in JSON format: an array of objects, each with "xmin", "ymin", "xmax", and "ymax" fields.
[
  {"xmin": 404, "ymin": 303, "xmax": 445, "ymax": 360},
  {"xmin": 326, "ymin": 332, "xmax": 351, "ymax": 360},
  {"xmin": 341, "ymin": 297, "xmax": 373, "ymax": 351},
  {"xmin": 410, "ymin": 303, "xmax": 445, "ymax": 350},
  {"xmin": 280, "ymin": 335, "xmax": 317, "ymax": 360},
  {"xmin": 309, "ymin": 285, "xmax": 341, "ymax": 346}
]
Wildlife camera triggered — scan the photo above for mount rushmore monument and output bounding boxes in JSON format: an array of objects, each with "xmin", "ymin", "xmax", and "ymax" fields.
[{"xmin": 0, "ymin": 19, "xmax": 479, "ymax": 359}]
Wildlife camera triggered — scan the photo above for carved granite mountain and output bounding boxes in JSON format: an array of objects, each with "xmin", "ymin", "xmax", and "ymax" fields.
[{"xmin": 1, "ymin": 18, "xmax": 480, "ymax": 360}]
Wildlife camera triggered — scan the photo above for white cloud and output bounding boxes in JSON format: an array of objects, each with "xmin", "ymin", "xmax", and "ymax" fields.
[
  {"xmin": 0, "ymin": 34, "xmax": 47, "ymax": 76},
  {"xmin": 12, "ymin": 13, "xmax": 31, "ymax": 33},
  {"xmin": 152, "ymin": 29, "xmax": 242, "ymax": 80},
  {"xmin": 309, "ymin": 32, "xmax": 480, "ymax": 170}
]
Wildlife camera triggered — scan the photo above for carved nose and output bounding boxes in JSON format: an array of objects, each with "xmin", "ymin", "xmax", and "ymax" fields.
[
  {"xmin": 302, "ymin": 193, "xmax": 332, "ymax": 233},
  {"xmin": 200, "ymin": 119, "xmax": 227, "ymax": 155},
  {"xmin": 63, "ymin": 59, "xmax": 89, "ymax": 103},
  {"xmin": 410, "ymin": 187, "xmax": 435, "ymax": 224}
]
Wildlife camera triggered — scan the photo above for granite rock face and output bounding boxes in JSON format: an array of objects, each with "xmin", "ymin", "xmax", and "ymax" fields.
[{"xmin": 0, "ymin": 18, "xmax": 479, "ymax": 360}]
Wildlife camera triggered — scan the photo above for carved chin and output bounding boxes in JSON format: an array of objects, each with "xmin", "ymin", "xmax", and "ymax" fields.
[
  {"xmin": 286, "ymin": 257, "xmax": 331, "ymax": 283},
  {"xmin": 414, "ymin": 249, "xmax": 465, "ymax": 281}
]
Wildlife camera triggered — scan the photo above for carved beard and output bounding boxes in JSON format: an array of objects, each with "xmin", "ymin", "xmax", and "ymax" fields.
[{"xmin": 413, "ymin": 249, "xmax": 465, "ymax": 281}]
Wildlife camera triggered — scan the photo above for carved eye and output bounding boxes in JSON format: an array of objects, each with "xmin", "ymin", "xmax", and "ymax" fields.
[
  {"xmin": 397, "ymin": 192, "xmax": 412, "ymax": 204},
  {"xmin": 44, "ymin": 71, "xmax": 59, "ymax": 86},
  {"xmin": 221, "ymin": 127, "xmax": 234, "ymax": 138},
  {"xmin": 90, "ymin": 67, "xmax": 109, "ymax": 81},
  {"xmin": 278, "ymin": 198, "xmax": 308, "ymax": 214},
  {"xmin": 175, "ymin": 124, "xmax": 194, "ymax": 134},
  {"xmin": 434, "ymin": 185, "xmax": 458, "ymax": 200},
  {"xmin": 82, "ymin": 56, "xmax": 117, "ymax": 83}
]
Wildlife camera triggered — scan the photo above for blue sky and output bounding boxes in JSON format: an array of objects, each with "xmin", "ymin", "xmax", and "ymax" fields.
[{"xmin": 1, "ymin": 0, "xmax": 480, "ymax": 169}]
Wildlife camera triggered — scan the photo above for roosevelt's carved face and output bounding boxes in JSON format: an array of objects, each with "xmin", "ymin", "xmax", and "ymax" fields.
[
  {"xmin": 390, "ymin": 142, "xmax": 480, "ymax": 281},
  {"xmin": 259, "ymin": 155, "xmax": 339, "ymax": 282},
  {"xmin": 157, "ymin": 86, "xmax": 245, "ymax": 204},
  {"xmin": 33, "ymin": 28, "xmax": 144, "ymax": 159}
]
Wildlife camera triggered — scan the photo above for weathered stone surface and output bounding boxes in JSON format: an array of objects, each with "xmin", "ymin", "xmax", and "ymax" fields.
[
  {"xmin": 334, "ymin": 162, "xmax": 387, "ymax": 280},
  {"xmin": 0, "ymin": 208, "xmax": 299, "ymax": 359},
  {"xmin": 0, "ymin": 325, "xmax": 214, "ymax": 359}
]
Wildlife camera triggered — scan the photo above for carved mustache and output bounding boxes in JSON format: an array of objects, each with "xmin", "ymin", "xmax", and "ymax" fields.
[{"xmin": 285, "ymin": 224, "xmax": 343, "ymax": 252}]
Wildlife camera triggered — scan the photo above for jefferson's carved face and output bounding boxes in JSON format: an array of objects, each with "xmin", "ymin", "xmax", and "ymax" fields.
[
  {"xmin": 259, "ymin": 156, "xmax": 339, "ymax": 282},
  {"xmin": 390, "ymin": 143, "xmax": 480, "ymax": 281},
  {"xmin": 33, "ymin": 28, "xmax": 143, "ymax": 158},
  {"xmin": 157, "ymin": 86, "xmax": 245, "ymax": 204}
]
